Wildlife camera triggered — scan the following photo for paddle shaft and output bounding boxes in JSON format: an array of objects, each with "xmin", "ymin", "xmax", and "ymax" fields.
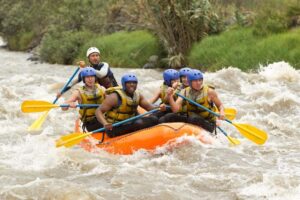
[
  {"xmin": 217, "ymin": 126, "xmax": 240, "ymax": 145},
  {"xmin": 217, "ymin": 126, "xmax": 229, "ymax": 137},
  {"xmin": 56, "ymin": 108, "xmax": 160, "ymax": 148},
  {"xmin": 53, "ymin": 67, "xmax": 80, "ymax": 104},
  {"xmin": 91, "ymin": 108, "xmax": 159, "ymax": 134},
  {"xmin": 177, "ymin": 93, "xmax": 267, "ymax": 145},
  {"xmin": 177, "ymin": 93, "xmax": 223, "ymax": 118},
  {"xmin": 61, "ymin": 104, "xmax": 99, "ymax": 108}
]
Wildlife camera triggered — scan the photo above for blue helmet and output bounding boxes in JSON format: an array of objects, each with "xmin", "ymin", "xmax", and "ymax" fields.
[
  {"xmin": 121, "ymin": 73, "xmax": 138, "ymax": 90},
  {"xmin": 187, "ymin": 69, "xmax": 203, "ymax": 85},
  {"xmin": 179, "ymin": 67, "xmax": 191, "ymax": 77},
  {"xmin": 81, "ymin": 67, "xmax": 96, "ymax": 82},
  {"xmin": 163, "ymin": 69, "xmax": 179, "ymax": 86}
]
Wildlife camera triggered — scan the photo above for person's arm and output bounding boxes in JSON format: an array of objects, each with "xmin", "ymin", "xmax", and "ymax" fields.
[
  {"xmin": 56, "ymin": 75, "xmax": 81, "ymax": 98},
  {"xmin": 95, "ymin": 93, "xmax": 118, "ymax": 130},
  {"xmin": 167, "ymin": 88, "xmax": 183, "ymax": 113},
  {"xmin": 139, "ymin": 94, "xmax": 157, "ymax": 111},
  {"xmin": 95, "ymin": 62, "xmax": 109, "ymax": 78},
  {"xmin": 61, "ymin": 90, "xmax": 81, "ymax": 111},
  {"xmin": 148, "ymin": 89, "xmax": 161, "ymax": 104},
  {"xmin": 208, "ymin": 88, "xmax": 225, "ymax": 120}
]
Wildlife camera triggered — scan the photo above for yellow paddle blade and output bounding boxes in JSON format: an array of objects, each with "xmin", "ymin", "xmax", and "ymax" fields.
[
  {"xmin": 227, "ymin": 136, "xmax": 241, "ymax": 145},
  {"xmin": 22, "ymin": 100, "xmax": 59, "ymax": 113},
  {"xmin": 27, "ymin": 111, "xmax": 50, "ymax": 131},
  {"xmin": 216, "ymin": 107, "xmax": 237, "ymax": 121},
  {"xmin": 233, "ymin": 123, "xmax": 268, "ymax": 145},
  {"xmin": 56, "ymin": 132, "xmax": 92, "ymax": 148},
  {"xmin": 224, "ymin": 108, "xmax": 237, "ymax": 121}
]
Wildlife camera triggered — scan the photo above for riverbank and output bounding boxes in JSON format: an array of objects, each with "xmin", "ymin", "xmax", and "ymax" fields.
[
  {"xmin": 1, "ymin": 26, "xmax": 300, "ymax": 71},
  {"xmin": 1, "ymin": 0, "xmax": 299, "ymax": 71}
]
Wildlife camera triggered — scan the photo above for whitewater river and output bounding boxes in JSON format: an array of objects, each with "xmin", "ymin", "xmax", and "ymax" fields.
[{"xmin": 0, "ymin": 45, "xmax": 300, "ymax": 200}]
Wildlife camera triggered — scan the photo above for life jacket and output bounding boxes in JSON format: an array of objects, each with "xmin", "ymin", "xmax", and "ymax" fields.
[
  {"xmin": 184, "ymin": 84, "xmax": 217, "ymax": 122},
  {"xmin": 78, "ymin": 84, "xmax": 105, "ymax": 123},
  {"xmin": 105, "ymin": 88, "xmax": 140, "ymax": 123},
  {"xmin": 159, "ymin": 83, "xmax": 182, "ymax": 104},
  {"xmin": 179, "ymin": 84, "xmax": 188, "ymax": 113}
]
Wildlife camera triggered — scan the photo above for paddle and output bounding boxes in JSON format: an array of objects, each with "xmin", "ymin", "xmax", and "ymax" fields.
[
  {"xmin": 221, "ymin": 107, "xmax": 236, "ymax": 121},
  {"xmin": 176, "ymin": 93, "xmax": 268, "ymax": 145},
  {"xmin": 56, "ymin": 108, "xmax": 160, "ymax": 148},
  {"xmin": 22, "ymin": 100, "xmax": 100, "ymax": 113},
  {"xmin": 28, "ymin": 67, "xmax": 81, "ymax": 131},
  {"xmin": 217, "ymin": 126, "xmax": 240, "ymax": 145}
]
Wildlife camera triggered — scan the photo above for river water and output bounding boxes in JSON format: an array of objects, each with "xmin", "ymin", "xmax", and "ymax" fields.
[{"xmin": 0, "ymin": 46, "xmax": 299, "ymax": 200}]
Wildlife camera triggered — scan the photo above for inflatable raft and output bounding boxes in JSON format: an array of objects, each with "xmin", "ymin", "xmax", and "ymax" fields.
[{"xmin": 77, "ymin": 121, "xmax": 214, "ymax": 155}]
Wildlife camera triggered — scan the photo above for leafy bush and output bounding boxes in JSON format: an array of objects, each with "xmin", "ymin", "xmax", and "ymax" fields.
[
  {"xmin": 40, "ymin": 28, "xmax": 94, "ymax": 64},
  {"xmin": 137, "ymin": 0, "xmax": 223, "ymax": 60},
  {"xmin": 253, "ymin": 9, "xmax": 288, "ymax": 36},
  {"xmin": 7, "ymin": 31, "xmax": 35, "ymax": 50}
]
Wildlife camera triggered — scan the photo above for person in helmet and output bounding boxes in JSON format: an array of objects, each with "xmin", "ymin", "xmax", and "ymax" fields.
[
  {"xmin": 149, "ymin": 69, "xmax": 181, "ymax": 118},
  {"xmin": 84, "ymin": 47, "xmax": 118, "ymax": 88},
  {"xmin": 57, "ymin": 47, "xmax": 118, "ymax": 98},
  {"xmin": 179, "ymin": 67, "xmax": 192, "ymax": 88},
  {"xmin": 95, "ymin": 73, "xmax": 164, "ymax": 138},
  {"xmin": 149, "ymin": 69, "xmax": 181, "ymax": 104},
  {"xmin": 61, "ymin": 67, "xmax": 105, "ymax": 132},
  {"xmin": 158, "ymin": 69, "xmax": 225, "ymax": 133}
]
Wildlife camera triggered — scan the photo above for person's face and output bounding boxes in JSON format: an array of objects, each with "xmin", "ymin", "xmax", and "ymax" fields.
[
  {"xmin": 170, "ymin": 78, "xmax": 179, "ymax": 88},
  {"xmin": 181, "ymin": 76, "xmax": 189, "ymax": 87},
  {"xmin": 84, "ymin": 76, "xmax": 96, "ymax": 87},
  {"xmin": 125, "ymin": 81, "xmax": 137, "ymax": 94},
  {"xmin": 88, "ymin": 53, "xmax": 100, "ymax": 65},
  {"xmin": 191, "ymin": 79, "xmax": 203, "ymax": 90}
]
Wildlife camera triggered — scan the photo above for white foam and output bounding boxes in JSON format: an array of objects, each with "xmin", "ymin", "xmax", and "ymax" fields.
[{"xmin": 259, "ymin": 61, "xmax": 300, "ymax": 82}]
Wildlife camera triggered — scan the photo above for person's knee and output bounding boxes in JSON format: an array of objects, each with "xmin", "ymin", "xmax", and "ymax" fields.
[
  {"xmin": 158, "ymin": 116, "xmax": 166, "ymax": 123},
  {"xmin": 187, "ymin": 116, "xmax": 215, "ymax": 133},
  {"xmin": 133, "ymin": 119, "xmax": 144, "ymax": 127},
  {"xmin": 148, "ymin": 116, "xmax": 158, "ymax": 124}
]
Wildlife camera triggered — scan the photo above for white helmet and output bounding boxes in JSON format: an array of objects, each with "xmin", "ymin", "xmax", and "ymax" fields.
[{"xmin": 86, "ymin": 47, "xmax": 100, "ymax": 58}]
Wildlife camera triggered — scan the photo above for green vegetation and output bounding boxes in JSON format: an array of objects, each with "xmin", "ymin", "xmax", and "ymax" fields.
[
  {"xmin": 77, "ymin": 30, "xmax": 163, "ymax": 68},
  {"xmin": 40, "ymin": 29, "xmax": 94, "ymax": 64},
  {"xmin": 188, "ymin": 27, "xmax": 300, "ymax": 70},
  {"xmin": 0, "ymin": 0, "xmax": 299, "ymax": 70}
]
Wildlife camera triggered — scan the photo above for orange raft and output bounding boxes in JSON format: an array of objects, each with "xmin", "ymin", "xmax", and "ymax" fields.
[{"xmin": 77, "ymin": 121, "xmax": 215, "ymax": 155}]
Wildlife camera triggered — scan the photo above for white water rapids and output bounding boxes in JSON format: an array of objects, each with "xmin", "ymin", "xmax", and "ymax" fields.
[{"xmin": 0, "ymin": 46, "xmax": 300, "ymax": 200}]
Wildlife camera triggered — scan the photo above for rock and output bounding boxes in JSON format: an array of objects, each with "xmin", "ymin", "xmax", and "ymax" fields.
[
  {"xmin": 143, "ymin": 63, "xmax": 155, "ymax": 69},
  {"xmin": 148, "ymin": 55, "xmax": 159, "ymax": 63},
  {"xmin": 142, "ymin": 55, "xmax": 159, "ymax": 68}
]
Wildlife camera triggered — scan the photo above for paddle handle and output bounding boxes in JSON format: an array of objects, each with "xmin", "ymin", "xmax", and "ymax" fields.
[
  {"xmin": 91, "ymin": 108, "xmax": 159, "ymax": 133},
  {"xmin": 53, "ymin": 67, "xmax": 81, "ymax": 104}
]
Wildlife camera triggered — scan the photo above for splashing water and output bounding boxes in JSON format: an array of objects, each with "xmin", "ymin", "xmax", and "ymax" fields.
[{"xmin": 0, "ymin": 47, "xmax": 300, "ymax": 200}]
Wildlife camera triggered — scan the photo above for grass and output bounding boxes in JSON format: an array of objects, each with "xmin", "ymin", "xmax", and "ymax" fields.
[
  {"xmin": 78, "ymin": 30, "xmax": 163, "ymax": 68},
  {"xmin": 188, "ymin": 27, "xmax": 300, "ymax": 71}
]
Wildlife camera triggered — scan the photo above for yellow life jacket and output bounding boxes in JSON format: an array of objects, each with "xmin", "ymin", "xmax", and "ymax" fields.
[
  {"xmin": 105, "ymin": 86, "xmax": 122, "ymax": 95},
  {"xmin": 184, "ymin": 84, "xmax": 216, "ymax": 122},
  {"xmin": 160, "ymin": 83, "xmax": 182, "ymax": 104},
  {"xmin": 78, "ymin": 84, "xmax": 105, "ymax": 122},
  {"xmin": 179, "ymin": 84, "xmax": 188, "ymax": 113},
  {"xmin": 105, "ymin": 89, "xmax": 140, "ymax": 123}
]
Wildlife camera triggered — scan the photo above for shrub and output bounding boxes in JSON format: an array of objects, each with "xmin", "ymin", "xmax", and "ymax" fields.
[
  {"xmin": 40, "ymin": 28, "xmax": 94, "ymax": 64},
  {"xmin": 78, "ymin": 30, "xmax": 163, "ymax": 68}
]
